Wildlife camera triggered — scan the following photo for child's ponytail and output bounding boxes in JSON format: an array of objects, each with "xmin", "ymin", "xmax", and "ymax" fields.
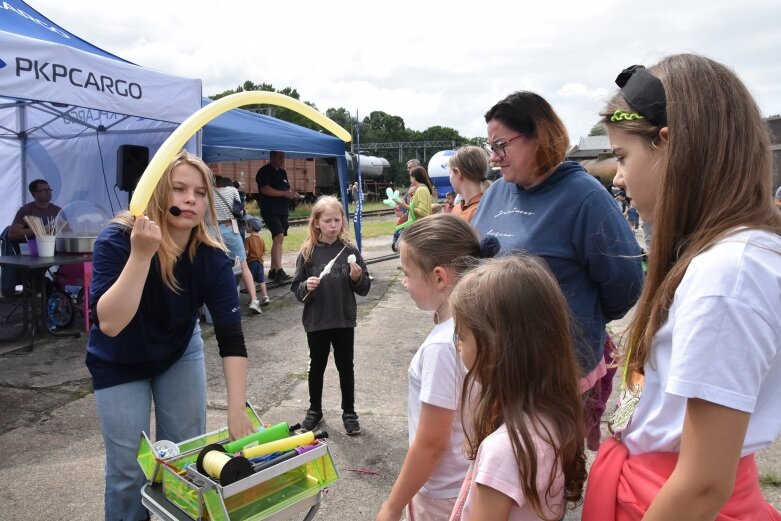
[{"xmin": 399, "ymin": 214, "xmax": 489, "ymax": 277}]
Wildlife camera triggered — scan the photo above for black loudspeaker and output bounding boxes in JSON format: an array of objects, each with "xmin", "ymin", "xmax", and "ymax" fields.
[{"xmin": 117, "ymin": 145, "xmax": 149, "ymax": 191}]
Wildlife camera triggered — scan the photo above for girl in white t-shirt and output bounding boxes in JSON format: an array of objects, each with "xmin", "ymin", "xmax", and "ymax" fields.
[
  {"xmin": 448, "ymin": 255, "xmax": 586, "ymax": 521},
  {"xmin": 376, "ymin": 214, "xmax": 497, "ymax": 521},
  {"xmin": 583, "ymin": 54, "xmax": 781, "ymax": 520}
]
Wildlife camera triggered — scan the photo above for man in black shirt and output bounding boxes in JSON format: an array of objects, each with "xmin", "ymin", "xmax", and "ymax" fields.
[{"xmin": 256, "ymin": 151, "xmax": 299, "ymax": 281}]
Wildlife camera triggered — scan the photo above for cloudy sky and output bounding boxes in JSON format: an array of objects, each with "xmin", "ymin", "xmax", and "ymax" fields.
[{"xmin": 26, "ymin": 0, "xmax": 781, "ymax": 145}]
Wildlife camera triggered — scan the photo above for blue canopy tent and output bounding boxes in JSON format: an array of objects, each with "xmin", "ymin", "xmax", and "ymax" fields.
[
  {"xmin": 201, "ymin": 101, "xmax": 354, "ymax": 243},
  {"xmin": 0, "ymin": 0, "xmax": 357, "ymax": 245}
]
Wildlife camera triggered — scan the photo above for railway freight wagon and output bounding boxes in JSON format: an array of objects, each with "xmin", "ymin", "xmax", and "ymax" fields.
[
  {"xmin": 208, "ymin": 158, "xmax": 319, "ymax": 203},
  {"xmin": 208, "ymin": 153, "xmax": 391, "ymax": 203}
]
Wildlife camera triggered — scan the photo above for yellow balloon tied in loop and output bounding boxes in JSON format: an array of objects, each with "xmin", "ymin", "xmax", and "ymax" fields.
[{"xmin": 129, "ymin": 91, "xmax": 352, "ymax": 216}]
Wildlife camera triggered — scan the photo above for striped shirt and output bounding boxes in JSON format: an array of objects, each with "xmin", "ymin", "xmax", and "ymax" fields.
[{"xmin": 213, "ymin": 187, "xmax": 241, "ymax": 221}]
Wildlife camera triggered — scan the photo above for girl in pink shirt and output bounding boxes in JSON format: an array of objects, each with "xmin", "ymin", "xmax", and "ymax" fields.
[{"xmin": 450, "ymin": 255, "xmax": 586, "ymax": 521}]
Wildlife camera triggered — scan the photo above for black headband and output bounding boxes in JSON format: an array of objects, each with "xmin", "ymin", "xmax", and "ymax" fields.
[{"xmin": 615, "ymin": 65, "xmax": 667, "ymax": 127}]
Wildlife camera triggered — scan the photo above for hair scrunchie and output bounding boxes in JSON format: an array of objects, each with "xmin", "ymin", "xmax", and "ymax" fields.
[{"xmin": 479, "ymin": 236, "xmax": 500, "ymax": 259}]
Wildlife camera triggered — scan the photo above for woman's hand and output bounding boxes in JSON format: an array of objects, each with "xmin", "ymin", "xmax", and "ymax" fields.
[
  {"xmin": 96, "ymin": 216, "xmax": 159, "ymax": 336},
  {"xmin": 349, "ymin": 262, "xmax": 363, "ymax": 282},
  {"xmin": 227, "ymin": 408, "xmax": 256, "ymax": 441},
  {"xmin": 130, "ymin": 216, "xmax": 161, "ymax": 262},
  {"xmin": 306, "ymin": 276, "xmax": 321, "ymax": 291},
  {"xmin": 222, "ymin": 357, "xmax": 253, "ymax": 440}
]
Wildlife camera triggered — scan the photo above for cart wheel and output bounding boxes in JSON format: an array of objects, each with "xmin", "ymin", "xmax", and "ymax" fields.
[{"xmin": 47, "ymin": 291, "xmax": 74, "ymax": 330}]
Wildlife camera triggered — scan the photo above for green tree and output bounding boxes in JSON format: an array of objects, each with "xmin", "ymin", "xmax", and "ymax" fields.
[
  {"xmin": 419, "ymin": 125, "xmax": 463, "ymax": 143},
  {"xmin": 208, "ymin": 81, "xmax": 320, "ymax": 130},
  {"xmin": 588, "ymin": 122, "xmax": 606, "ymax": 136},
  {"xmin": 325, "ymin": 107, "xmax": 354, "ymax": 141},
  {"xmin": 359, "ymin": 111, "xmax": 408, "ymax": 143},
  {"xmin": 466, "ymin": 136, "xmax": 487, "ymax": 147}
]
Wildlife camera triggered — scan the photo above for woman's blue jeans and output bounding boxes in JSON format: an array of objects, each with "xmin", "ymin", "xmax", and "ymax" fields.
[{"xmin": 94, "ymin": 323, "xmax": 206, "ymax": 521}]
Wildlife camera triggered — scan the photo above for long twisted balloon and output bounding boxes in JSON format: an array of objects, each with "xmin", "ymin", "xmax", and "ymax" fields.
[{"xmin": 130, "ymin": 91, "xmax": 351, "ymax": 216}]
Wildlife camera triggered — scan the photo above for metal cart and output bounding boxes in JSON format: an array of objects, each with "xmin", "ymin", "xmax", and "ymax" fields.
[
  {"xmin": 142, "ymin": 483, "xmax": 322, "ymax": 521},
  {"xmin": 136, "ymin": 404, "xmax": 338, "ymax": 521}
]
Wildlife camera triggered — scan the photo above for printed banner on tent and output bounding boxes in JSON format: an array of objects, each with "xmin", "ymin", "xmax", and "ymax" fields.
[{"xmin": 0, "ymin": 31, "xmax": 200, "ymax": 123}]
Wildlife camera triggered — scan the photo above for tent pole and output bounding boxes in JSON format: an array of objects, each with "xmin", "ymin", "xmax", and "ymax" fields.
[
  {"xmin": 351, "ymin": 112, "xmax": 363, "ymax": 251},
  {"xmin": 17, "ymin": 102, "xmax": 27, "ymax": 205}
]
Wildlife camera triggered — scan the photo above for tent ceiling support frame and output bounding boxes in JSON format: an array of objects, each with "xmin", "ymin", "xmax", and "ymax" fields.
[{"xmin": 17, "ymin": 103, "xmax": 27, "ymax": 204}]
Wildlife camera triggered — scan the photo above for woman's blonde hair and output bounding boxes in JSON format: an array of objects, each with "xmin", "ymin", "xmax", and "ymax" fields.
[
  {"xmin": 451, "ymin": 255, "xmax": 586, "ymax": 519},
  {"xmin": 449, "ymin": 145, "xmax": 489, "ymax": 184},
  {"xmin": 113, "ymin": 150, "xmax": 224, "ymax": 292},
  {"xmin": 601, "ymin": 53, "xmax": 781, "ymax": 390},
  {"xmin": 300, "ymin": 196, "xmax": 353, "ymax": 262}
]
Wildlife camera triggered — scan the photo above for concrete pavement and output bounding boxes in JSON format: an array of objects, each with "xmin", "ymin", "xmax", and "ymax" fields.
[{"xmin": 0, "ymin": 233, "xmax": 779, "ymax": 520}]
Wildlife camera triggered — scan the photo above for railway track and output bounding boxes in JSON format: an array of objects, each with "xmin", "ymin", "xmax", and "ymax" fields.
[
  {"xmin": 286, "ymin": 207, "xmax": 395, "ymax": 227},
  {"xmin": 253, "ymin": 208, "xmax": 398, "ymax": 290},
  {"xmin": 263, "ymin": 252, "xmax": 399, "ymax": 290}
]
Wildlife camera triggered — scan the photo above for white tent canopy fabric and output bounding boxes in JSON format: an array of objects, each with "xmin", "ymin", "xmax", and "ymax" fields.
[
  {"xmin": 0, "ymin": 30, "xmax": 200, "ymax": 124},
  {"xmin": 0, "ymin": 0, "xmax": 201, "ymax": 229}
]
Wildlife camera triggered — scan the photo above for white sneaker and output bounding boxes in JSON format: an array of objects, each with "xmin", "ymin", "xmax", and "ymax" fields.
[
  {"xmin": 249, "ymin": 299, "xmax": 263, "ymax": 314},
  {"xmin": 261, "ymin": 296, "xmax": 270, "ymax": 306}
]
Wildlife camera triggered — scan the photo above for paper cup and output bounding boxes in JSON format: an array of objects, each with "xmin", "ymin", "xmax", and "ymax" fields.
[
  {"xmin": 28, "ymin": 238, "xmax": 38, "ymax": 257},
  {"xmin": 37, "ymin": 236, "xmax": 56, "ymax": 257}
]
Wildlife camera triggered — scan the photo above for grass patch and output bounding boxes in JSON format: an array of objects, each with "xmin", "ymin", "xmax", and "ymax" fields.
[
  {"xmin": 247, "ymin": 201, "xmax": 389, "ymax": 220},
  {"xmin": 260, "ymin": 217, "xmax": 397, "ymax": 253},
  {"xmin": 289, "ymin": 203, "xmax": 313, "ymax": 219},
  {"xmin": 290, "ymin": 201, "xmax": 388, "ymax": 219},
  {"xmin": 759, "ymin": 472, "xmax": 781, "ymax": 487}
]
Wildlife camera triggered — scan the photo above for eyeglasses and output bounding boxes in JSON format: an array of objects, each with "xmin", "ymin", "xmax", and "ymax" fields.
[
  {"xmin": 35, "ymin": 188, "xmax": 53, "ymax": 193},
  {"xmin": 487, "ymin": 134, "xmax": 524, "ymax": 158}
]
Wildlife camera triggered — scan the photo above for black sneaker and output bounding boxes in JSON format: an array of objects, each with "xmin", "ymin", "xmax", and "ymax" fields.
[
  {"xmin": 342, "ymin": 411, "xmax": 361, "ymax": 436},
  {"xmin": 275, "ymin": 269, "xmax": 292, "ymax": 281},
  {"xmin": 301, "ymin": 409, "xmax": 323, "ymax": 432},
  {"xmin": 267, "ymin": 269, "xmax": 278, "ymax": 281}
]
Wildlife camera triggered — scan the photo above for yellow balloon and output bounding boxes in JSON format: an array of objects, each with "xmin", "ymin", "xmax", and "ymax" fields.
[{"xmin": 129, "ymin": 91, "xmax": 352, "ymax": 216}]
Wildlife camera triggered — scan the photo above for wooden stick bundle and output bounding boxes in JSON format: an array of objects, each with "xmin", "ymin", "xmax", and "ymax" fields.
[{"xmin": 23, "ymin": 215, "xmax": 55, "ymax": 237}]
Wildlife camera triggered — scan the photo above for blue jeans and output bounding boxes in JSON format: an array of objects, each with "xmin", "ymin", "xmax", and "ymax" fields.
[
  {"xmin": 217, "ymin": 223, "xmax": 246, "ymax": 261},
  {"xmin": 94, "ymin": 323, "xmax": 206, "ymax": 521}
]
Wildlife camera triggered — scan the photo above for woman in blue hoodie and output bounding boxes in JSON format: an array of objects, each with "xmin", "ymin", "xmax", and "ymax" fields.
[{"xmin": 472, "ymin": 91, "xmax": 644, "ymax": 449}]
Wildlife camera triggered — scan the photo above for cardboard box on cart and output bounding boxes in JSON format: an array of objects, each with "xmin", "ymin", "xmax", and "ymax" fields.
[{"xmin": 136, "ymin": 403, "xmax": 339, "ymax": 521}]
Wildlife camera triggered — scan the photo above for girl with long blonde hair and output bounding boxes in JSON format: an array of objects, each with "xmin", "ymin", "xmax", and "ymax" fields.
[
  {"xmin": 291, "ymin": 196, "xmax": 371, "ymax": 435},
  {"xmin": 87, "ymin": 150, "xmax": 255, "ymax": 520}
]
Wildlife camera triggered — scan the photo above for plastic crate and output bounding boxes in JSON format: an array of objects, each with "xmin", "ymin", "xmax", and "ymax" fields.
[{"xmin": 137, "ymin": 404, "xmax": 339, "ymax": 520}]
